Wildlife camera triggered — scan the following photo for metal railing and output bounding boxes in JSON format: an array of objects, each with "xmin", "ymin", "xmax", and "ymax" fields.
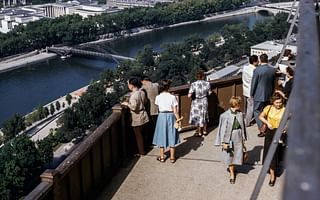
[{"xmin": 251, "ymin": 1, "xmax": 320, "ymax": 199}]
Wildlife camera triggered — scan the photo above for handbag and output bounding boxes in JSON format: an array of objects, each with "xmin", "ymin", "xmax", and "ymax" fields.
[
  {"xmin": 242, "ymin": 143, "xmax": 249, "ymax": 163},
  {"xmin": 259, "ymin": 105, "xmax": 272, "ymax": 133}
]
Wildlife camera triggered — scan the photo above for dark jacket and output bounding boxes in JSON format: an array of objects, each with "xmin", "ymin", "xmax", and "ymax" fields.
[{"xmin": 250, "ymin": 64, "xmax": 277, "ymax": 102}]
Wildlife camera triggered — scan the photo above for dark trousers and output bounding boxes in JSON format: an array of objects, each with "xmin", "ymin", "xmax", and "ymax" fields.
[{"xmin": 133, "ymin": 125, "xmax": 145, "ymax": 155}]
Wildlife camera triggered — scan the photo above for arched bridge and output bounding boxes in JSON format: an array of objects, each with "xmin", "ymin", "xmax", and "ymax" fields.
[
  {"xmin": 47, "ymin": 46, "xmax": 135, "ymax": 62},
  {"xmin": 254, "ymin": 5, "xmax": 297, "ymax": 15}
]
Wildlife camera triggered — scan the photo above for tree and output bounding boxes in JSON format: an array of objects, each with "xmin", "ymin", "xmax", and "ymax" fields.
[
  {"xmin": 55, "ymin": 101, "xmax": 61, "ymax": 111},
  {"xmin": 100, "ymin": 69, "xmax": 115, "ymax": 87},
  {"xmin": 37, "ymin": 138, "xmax": 54, "ymax": 164},
  {"xmin": 50, "ymin": 104, "xmax": 55, "ymax": 115},
  {"xmin": 44, "ymin": 107, "xmax": 50, "ymax": 118},
  {"xmin": 36, "ymin": 105, "xmax": 46, "ymax": 120},
  {"xmin": 0, "ymin": 135, "xmax": 41, "ymax": 199},
  {"xmin": 1, "ymin": 114, "xmax": 26, "ymax": 142},
  {"xmin": 66, "ymin": 94, "xmax": 72, "ymax": 105},
  {"xmin": 136, "ymin": 44, "xmax": 155, "ymax": 68},
  {"xmin": 62, "ymin": 102, "xmax": 65, "ymax": 108}
]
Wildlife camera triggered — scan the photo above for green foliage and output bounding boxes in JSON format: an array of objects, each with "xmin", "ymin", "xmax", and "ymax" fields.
[
  {"xmin": 37, "ymin": 137, "xmax": 54, "ymax": 164},
  {"xmin": 66, "ymin": 94, "xmax": 72, "ymax": 105},
  {"xmin": 136, "ymin": 44, "xmax": 155, "ymax": 67},
  {"xmin": 0, "ymin": 135, "xmax": 41, "ymax": 199},
  {"xmin": 0, "ymin": 0, "xmax": 251, "ymax": 58},
  {"xmin": 55, "ymin": 101, "xmax": 61, "ymax": 111},
  {"xmin": 100, "ymin": 69, "xmax": 115, "ymax": 87},
  {"xmin": 50, "ymin": 103, "xmax": 55, "ymax": 115},
  {"xmin": 1, "ymin": 114, "xmax": 26, "ymax": 142}
]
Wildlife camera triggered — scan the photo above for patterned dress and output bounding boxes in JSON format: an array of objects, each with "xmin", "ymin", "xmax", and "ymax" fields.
[{"xmin": 188, "ymin": 80, "xmax": 211, "ymax": 126}]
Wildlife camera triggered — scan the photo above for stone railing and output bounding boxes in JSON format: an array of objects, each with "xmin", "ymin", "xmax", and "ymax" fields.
[{"xmin": 25, "ymin": 75, "xmax": 243, "ymax": 199}]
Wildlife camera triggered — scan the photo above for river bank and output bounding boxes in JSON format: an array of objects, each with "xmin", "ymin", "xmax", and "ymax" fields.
[
  {"xmin": 0, "ymin": 51, "xmax": 57, "ymax": 74},
  {"xmin": 85, "ymin": 7, "xmax": 259, "ymax": 45},
  {"xmin": 0, "ymin": 6, "xmax": 260, "ymax": 73}
]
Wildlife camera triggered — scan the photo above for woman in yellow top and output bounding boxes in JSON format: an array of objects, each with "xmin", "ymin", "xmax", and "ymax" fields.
[{"xmin": 259, "ymin": 92, "xmax": 285, "ymax": 187}]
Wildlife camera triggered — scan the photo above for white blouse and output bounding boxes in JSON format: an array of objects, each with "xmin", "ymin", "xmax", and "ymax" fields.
[{"xmin": 155, "ymin": 92, "xmax": 178, "ymax": 112}]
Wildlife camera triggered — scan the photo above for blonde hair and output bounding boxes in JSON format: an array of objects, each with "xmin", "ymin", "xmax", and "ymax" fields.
[{"xmin": 229, "ymin": 96, "xmax": 242, "ymax": 108}]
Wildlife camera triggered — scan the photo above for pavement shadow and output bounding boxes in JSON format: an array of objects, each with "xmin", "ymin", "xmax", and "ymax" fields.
[
  {"xmin": 96, "ymin": 157, "xmax": 140, "ymax": 200},
  {"xmin": 246, "ymin": 145, "xmax": 263, "ymax": 165},
  {"xmin": 175, "ymin": 134, "xmax": 204, "ymax": 159}
]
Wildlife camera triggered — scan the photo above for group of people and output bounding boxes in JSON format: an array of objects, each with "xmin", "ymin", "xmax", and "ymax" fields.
[
  {"xmin": 121, "ymin": 76, "xmax": 181, "ymax": 163},
  {"xmin": 238, "ymin": 52, "xmax": 294, "ymax": 186},
  {"xmin": 121, "ymin": 52, "xmax": 294, "ymax": 186},
  {"xmin": 121, "ymin": 70, "xmax": 212, "ymax": 163}
]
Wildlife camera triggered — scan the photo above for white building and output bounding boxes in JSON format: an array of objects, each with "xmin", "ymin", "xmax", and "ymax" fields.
[
  {"xmin": 106, "ymin": 0, "xmax": 174, "ymax": 8},
  {"xmin": 250, "ymin": 40, "xmax": 297, "ymax": 58},
  {"xmin": 0, "ymin": 8, "xmax": 44, "ymax": 33},
  {"xmin": 2, "ymin": 0, "xmax": 26, "ymax": 8},
  {"xmin": 37, "ymin": 2, "xmax": 120, "ymax": 18}
]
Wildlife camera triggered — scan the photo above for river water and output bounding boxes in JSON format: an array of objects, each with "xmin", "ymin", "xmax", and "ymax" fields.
[{"xmin": 0, "ymin": 13, "xmax": 270, "ymax": 126}]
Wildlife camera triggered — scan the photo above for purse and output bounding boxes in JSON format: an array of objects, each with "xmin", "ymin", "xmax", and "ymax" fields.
[
  {"xmin": 243, "ymin": 144, "xmax": 249, "ymax": 163},
  {"xmin": 259, "ymin": 105, "xmax": 272, "ymax": 133}
]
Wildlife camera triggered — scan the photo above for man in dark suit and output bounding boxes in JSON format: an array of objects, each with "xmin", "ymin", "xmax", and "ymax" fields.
[{"xmin": 250, "ymin": 54, "xmax": 277, "ymax": 137}]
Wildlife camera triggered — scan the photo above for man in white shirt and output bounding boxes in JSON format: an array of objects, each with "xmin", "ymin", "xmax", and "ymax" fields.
[{"xmin": 242, "ymin": 55, "xmax": 259, "ymax": 127}]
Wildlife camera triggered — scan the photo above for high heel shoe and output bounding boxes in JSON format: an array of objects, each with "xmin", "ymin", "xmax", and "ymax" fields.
[
  {"xmin": 229, "ymin": 174, "xmax": 236, "ymax": 184},
  {"xmin": 230, "ymin": 177, "xmax": 235, "ymax": 184},
  {"xmin": 269, "ymin": 178, "xmax": 276, "ymax": 187}
]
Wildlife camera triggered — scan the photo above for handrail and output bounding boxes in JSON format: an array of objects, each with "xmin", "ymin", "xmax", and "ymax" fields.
[
  {"xmin": 25, "ymin": 75, "xmax": 244, "ymax": 199},
  {"xmin": 25, "ymin": 105, "xmax": 125, "ymax": 200},
  {"xmin": 251, "ymin": 1, "xmax": 320, "ymax": 199},
  {"xmin": 284, "ymin": 0, "xmax": 320, "ymax": 199}
]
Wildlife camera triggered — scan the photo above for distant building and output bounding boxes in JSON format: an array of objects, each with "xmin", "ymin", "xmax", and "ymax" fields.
[
  {"xmin": 0, "ymin": 7, "xmax": 44, "ymax": 33},
  {"xmin": 37, "ymin": 2, "xmax": 120, "ymax": 18},
  {"xmin": 250, "ymin": 40, "xmax": 297, "ymax": 58},
  {"xmin": 2, "ymin": 0, "xmax": 26, "ymax": 8},
  {"xmin": 106, "ymin": 0, "xmax": 174, "ymax": 8},
  {"xmin": 206, "ymin": 65, "xmax": 241, "ymax": 81}
]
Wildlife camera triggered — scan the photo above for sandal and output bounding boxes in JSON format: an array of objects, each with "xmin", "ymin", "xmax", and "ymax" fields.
[
  {"xmin": 203, "ymin": 131, "xmax": 208, "ymax": 136},
  {"xmin": 194, "ymin": 132, "xmax": 200, "ymax": 137},
  {"xmin": 157, "ymin": 156, "xmax": 166, "ymax": 163},
  {"xmin": 170, "ymin": 158, "xmax": 176, "ymax": 163}
]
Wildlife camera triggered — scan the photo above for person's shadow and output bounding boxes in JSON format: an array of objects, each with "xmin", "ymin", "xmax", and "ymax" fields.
[
  {"xmin": 237, "ymin": 145, "xmax": 263, "ymax": 174},
  {"xmin": 174, "ymin": 134, "xmax": 204, "ymax": 159}
]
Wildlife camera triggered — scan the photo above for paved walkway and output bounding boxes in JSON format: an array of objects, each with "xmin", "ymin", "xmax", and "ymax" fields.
[{"xmin": 98, "ymin": 125, "xmax": 285, "ymax": 200}]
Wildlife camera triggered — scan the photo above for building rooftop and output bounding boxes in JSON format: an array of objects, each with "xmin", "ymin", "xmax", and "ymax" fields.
[{"xmin": 206, "ymin": 65, "xmax": 240, "ymax": 81}]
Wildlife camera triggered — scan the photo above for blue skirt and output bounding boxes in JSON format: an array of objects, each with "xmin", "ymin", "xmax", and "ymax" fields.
[{"xmin": 153, "ymin": 112, "xmax": 180, "ymax": 148}]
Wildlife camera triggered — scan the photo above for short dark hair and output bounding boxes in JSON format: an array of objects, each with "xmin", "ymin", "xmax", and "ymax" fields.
[
  {"xmin": 270, "ymin": 92, "xmax": 285, "ymax": 104},
  {"xmin": 159, "ymin": 80, "xmax": 172, "ymax": 93},
  {"xmin": 128, "ymin": 77, "xmax": 142, "ymax": 88},
  {"xmin": 249, "ymin": 55, "xmax": 259, "ymax": 65},
  {"xmin": 141, "ymin": 75, "xmax": 152, "ymax": 82},
  {"xmin": 286, "ymin": 66, "xmax": 295, "ymax": 76},
  {"xmin": 260, "ymin": 54, "xmax": 268, "ymax": 63},
  {"xmin": 196, "ymin": 70, "xmax": 205, "ymax": 80}
]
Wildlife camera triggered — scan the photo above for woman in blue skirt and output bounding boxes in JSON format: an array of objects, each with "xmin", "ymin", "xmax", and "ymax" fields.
[{"xmin": 153, "ymin": 80, "xmax": 181, "ymax": 163}]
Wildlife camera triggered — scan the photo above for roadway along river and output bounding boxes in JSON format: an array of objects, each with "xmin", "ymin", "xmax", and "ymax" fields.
[{"xmin": 0, "ymin": 12, "xmax": 270, "ymax": 126}]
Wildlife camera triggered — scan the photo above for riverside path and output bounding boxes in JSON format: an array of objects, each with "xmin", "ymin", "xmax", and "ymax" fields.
[{"xmin": 98, "ymin": 124, "xmax": 284, "ymax": 200}]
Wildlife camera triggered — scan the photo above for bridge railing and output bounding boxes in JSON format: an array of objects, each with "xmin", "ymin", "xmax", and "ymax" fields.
[{"xmin": 25, "ymin": 75, "xmax": 243, "ymax": 200}]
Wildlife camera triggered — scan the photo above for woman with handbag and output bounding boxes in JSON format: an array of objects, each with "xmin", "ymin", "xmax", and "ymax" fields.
[
  {"xmin": 188, "ymin": 70, "xmax": 211, "ymax": 137},
  {"xmin": 259, "ymin": 92, "xmax": 286, "ymax": 187},
  {"xmin": 214, "ymin": 96, "xmax": 247, "ymax": 184}
]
